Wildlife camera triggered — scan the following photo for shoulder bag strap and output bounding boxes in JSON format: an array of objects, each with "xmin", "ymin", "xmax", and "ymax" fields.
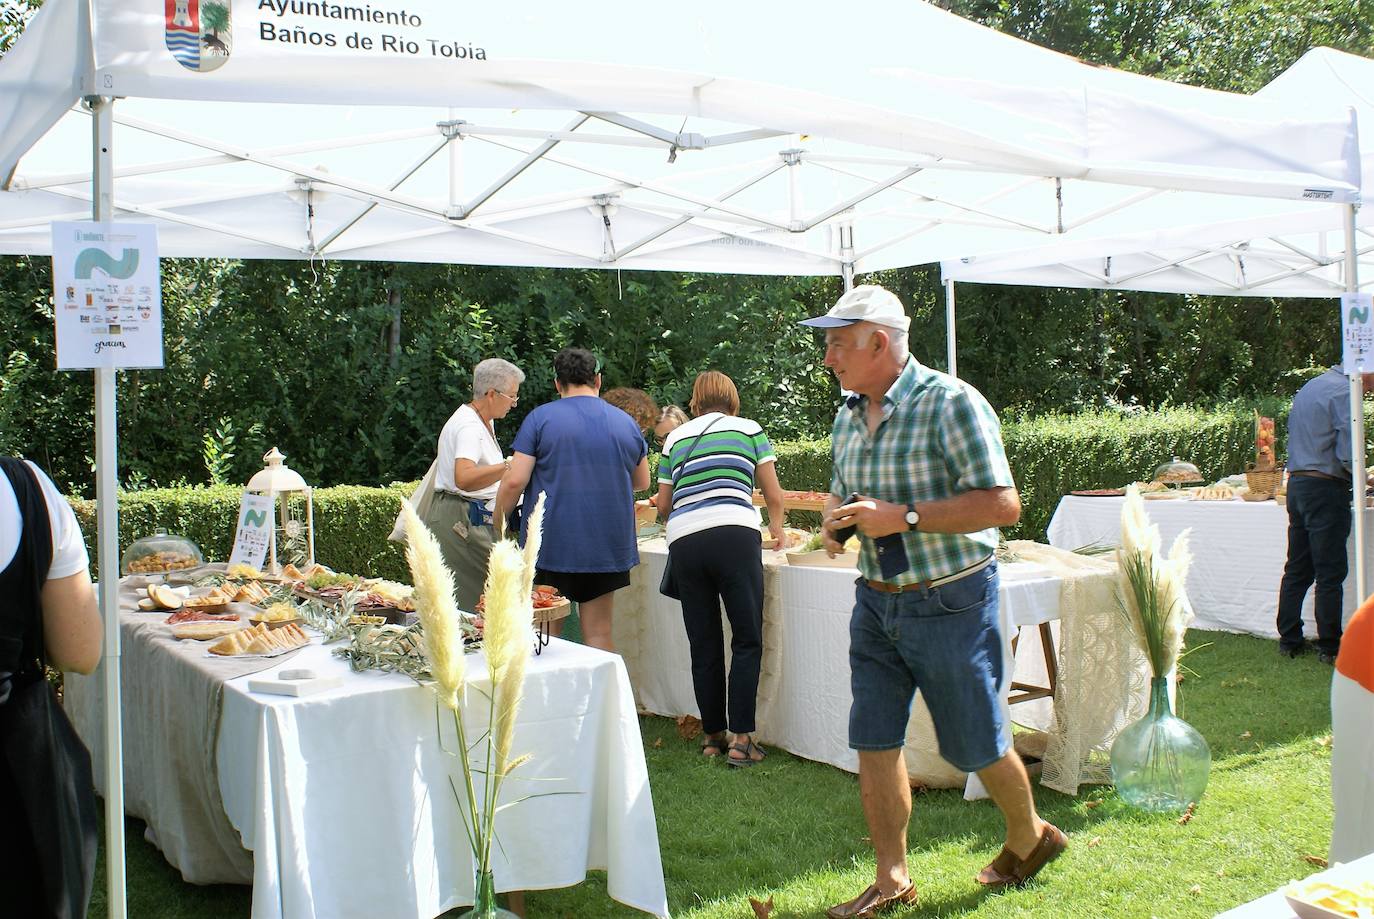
[
  {"xmin": 668, "ymin": 414, "xmax": 724, "ymax": 492},
  {"xmin": 0, "ymin": 458, "xmax": 54, "ymax": 698}
]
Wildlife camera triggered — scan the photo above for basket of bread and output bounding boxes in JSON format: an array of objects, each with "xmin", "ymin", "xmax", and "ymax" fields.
[{"xmin": 208, "ymin": 621, "xmax": 311, "ymax": 657}]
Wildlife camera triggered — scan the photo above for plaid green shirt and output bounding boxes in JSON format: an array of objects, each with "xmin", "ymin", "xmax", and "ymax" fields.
[{"xmin": 830, "ymin": 356, "xmax": 1015, "ymax": 584}]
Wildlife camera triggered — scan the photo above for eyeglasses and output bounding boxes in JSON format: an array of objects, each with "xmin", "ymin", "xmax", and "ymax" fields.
[{"xmin": 492, "ymin": 390, "xmax": 519, "ymax": 405}]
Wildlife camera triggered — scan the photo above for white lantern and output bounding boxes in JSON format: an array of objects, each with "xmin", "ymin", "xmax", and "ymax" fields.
[{"xmin": 245, "ymin": 447, "xmax": 315, "ymax": 575}]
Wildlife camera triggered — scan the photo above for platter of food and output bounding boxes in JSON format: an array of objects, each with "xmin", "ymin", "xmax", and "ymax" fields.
[
  {"xmin": 208, "ymin": 621, "xmax": 311, "ymax": 657},
  {"xmin": 290, "ymin": 569, "xmax": 415, "ymax": 623},
  {"xmin": 1283, "ymin": 876, "xmax": 1374, "ymax": 918},
  {"xmin": 249, "ymin": 602, "xmax": 304, "ymax": 630},
  {"xmin": 1070, "ymin": 488, "xmax": 1126, "ymax": 497},
  {"xmin": 752, "ymin": 489, "xmax": 831, "ymax": 511},
  {"xmin": 1192, "ymin": 483, "xmax": 1237, "ymax": 501},
  {"xmin": 1143, "ymin": 490, "xmax": 1187, "ymax": 500},
  {"xmin": 474, "ymin": 585, "xmax": 571, "ymax": 623},
  {"xmin": 165, "ymin": 608, "xmax": 241, "ymax": 626}
]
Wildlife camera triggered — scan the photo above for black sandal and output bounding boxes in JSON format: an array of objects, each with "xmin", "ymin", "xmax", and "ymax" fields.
[
  {"xmin": 701, "ymin": 732, "xmax": 730, "ymax": 758},
  {"xmin": 727, "ymin": 738, "xmax": 765, "ymax": 767}
]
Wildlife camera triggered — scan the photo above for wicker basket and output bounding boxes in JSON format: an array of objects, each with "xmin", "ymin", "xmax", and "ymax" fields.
[{"xmin": 1245, "ymin": 463, "xmax": 1284, "ymax": 496}]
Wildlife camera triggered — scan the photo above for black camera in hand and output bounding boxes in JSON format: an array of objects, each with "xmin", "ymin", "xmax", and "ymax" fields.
[{"xmin": 831, "ymin": 492, "xmax": 862, "ymax": 544}]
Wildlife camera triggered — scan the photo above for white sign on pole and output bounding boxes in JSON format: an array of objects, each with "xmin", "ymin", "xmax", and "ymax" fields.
[
  {"xmin": 228, "ymin": 492, "xmax": 275, "ymax": 571},
  {"xmin": 51, "ymin": 221, "xmax": 163, "ymax": 370},
  {"xmin": 1342, "ymin": 292, "xmax": 1374, "ymax": 375}
]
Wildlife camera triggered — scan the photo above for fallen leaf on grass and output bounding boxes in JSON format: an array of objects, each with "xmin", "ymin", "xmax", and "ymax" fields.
[
  {"xmin": 652, "ymin": 737, "xmax": 663, "ymax": 749},
  {"xmin": 1177, "ymin": 803, "xmax": 1197, "ymax": 825},
  {"xmin": 1084, "ymin": 800, "xmax": 1103, "ymax": 810},
  {"xmin": 1318, "ymin": 735, "xmax": 1333, "ymax": 748},
  {"xmin": 1189, "ymin": 885, "xmax": 1202, "ymax": 896},
  {"xmin": 1087, "ymin": 836, "xmax": 1102, "ymax": 848},
  {"xmin": 1238, "ymin": 731, "xmax": 1252, "ymax": 740},
  {"xmin": 675, "ymin": 715, "xmax": 702, "ymax": 740},
  {"xmin": 748, "ymin": 894, "xmax": 775, "ymax": 918},
  {"xmin": 1303, "ymin": 855, "xmax": 1329, "ymax": 868}
]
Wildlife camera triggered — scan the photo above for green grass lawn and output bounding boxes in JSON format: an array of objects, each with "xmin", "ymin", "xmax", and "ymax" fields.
[{"xmin": 87, "ymin": 628, "xmax": 1339, "ymax": 918}]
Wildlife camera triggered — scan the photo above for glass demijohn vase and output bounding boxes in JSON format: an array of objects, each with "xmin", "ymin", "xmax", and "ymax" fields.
[
  {"xmin": 457, "ymin": 870, "xmax": 519, "ymax": 919},
  {"xmin": 1110, "ymin": 676, "xmax": 1211, "ymax": 813}
]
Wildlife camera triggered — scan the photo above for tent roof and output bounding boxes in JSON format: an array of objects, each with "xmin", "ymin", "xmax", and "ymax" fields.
[
  {"xmin": 941, "ymin": 47, "xmax": 1372, "ymax": 297},
  {"xmin": 0, "ymin": 0, "xmax": 1361, "ymax": 274}
]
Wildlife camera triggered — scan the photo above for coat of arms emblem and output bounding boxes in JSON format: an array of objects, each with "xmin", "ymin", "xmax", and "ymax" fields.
[{"xmin": 164, "ymin": 0, "xmax": 232, "ymax": 72}]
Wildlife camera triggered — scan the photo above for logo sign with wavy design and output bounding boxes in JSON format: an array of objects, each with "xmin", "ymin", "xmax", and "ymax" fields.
[
  {"xmin": 51, "ymin": 222, "xmax": 164, "ymax": 370},
  {"xmin": 165, "ymin": 0, "xmax": 233, "ymax": 72}
]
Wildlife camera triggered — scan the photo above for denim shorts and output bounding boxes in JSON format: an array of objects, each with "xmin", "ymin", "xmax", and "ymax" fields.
[{"xmin": 848, "ymin": 561, "xmax": 1009, "ymax": 773}]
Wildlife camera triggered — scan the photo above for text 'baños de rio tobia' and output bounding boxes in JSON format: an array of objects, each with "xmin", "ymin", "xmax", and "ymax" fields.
[{"xmin": 256, "ymin": 1, "xmax": 488, "ymax": 59}]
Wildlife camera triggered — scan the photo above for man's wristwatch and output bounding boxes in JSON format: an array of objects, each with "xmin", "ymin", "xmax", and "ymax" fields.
[{"xmin": 904, "ymin": 503, "xmax": 920, "ymax": 531}]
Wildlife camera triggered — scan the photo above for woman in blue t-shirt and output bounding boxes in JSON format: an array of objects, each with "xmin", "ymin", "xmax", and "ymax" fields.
[
  {"xmin": 654, "ymin": 371, "xmax": 785, "ymax": 766},
  {"xmin": 495, "ymin": 348, "xmax": 651, "ymax": 652}
]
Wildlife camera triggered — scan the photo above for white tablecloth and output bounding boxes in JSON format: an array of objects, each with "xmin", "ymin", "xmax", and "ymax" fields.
[
  {"xmin": 70, "ymin": 622, "xmax": 669, "ymax": 919},
  {"xmin": 1048, "ymin": 496, "xmax": 1374, "ymax": 638},
  {"xmin": 616, "ymin": 539, "xmax": 1137, "ymax": 793}
]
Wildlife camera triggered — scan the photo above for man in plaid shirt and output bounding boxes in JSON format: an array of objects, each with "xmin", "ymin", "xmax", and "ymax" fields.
[{"xmin": 802, "ymin": 286, "xmax": 1066, "ymax": 919}]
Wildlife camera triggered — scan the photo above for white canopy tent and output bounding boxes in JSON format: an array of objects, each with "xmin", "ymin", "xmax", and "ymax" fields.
[
  {"xmin": 941, "ymin": 48, "xmax": 1372, "ymax": 299},
  {"xmin": 0, "ymin": 3, "xmax": 1364, "ymax": 915},
  {"xmin": 940, "ymin": 47, "xmax": 1370, "ymax": 628}
]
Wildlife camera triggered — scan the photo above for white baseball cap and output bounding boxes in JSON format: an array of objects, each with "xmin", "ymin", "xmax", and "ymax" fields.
[{"xmin": 799, "ymin": 284, "xmax": 911, "ymax": 332}]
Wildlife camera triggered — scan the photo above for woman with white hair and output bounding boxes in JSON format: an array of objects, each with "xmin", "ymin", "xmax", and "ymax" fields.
[{"xmin": 424, "ymin": 357, "xmax": 525, "ymax": 611}]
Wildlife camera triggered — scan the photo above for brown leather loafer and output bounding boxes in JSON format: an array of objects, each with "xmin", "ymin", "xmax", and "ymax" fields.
[
  {"xmin": 976, "ymin": 823, "xmax": 1068, "ymax": 888},
  {"xmin": 824, "ymin": 880, "xmax": 917, "ymax": 918}
]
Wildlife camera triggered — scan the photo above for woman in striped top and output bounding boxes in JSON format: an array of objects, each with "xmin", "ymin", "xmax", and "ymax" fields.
[{"xmin": 655, "ymin": 371, "xmax": 784, "ymax": 766}]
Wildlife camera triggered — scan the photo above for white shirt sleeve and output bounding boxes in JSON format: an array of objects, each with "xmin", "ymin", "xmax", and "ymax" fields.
[
  {"xmin": 452, "ymin": 417, "xmax": 489, "ymax": 465},
  {"xmin": 28, "ymin": 461, "xmax": 91, "ymax": 580}
]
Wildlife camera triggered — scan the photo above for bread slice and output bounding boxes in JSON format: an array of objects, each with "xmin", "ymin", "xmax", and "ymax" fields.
[
  {"xmin": 173, "ymin": 620, "xmax": 245, "ymax": 641},
  {"xmin": 209, "ymin": 626, "xmax": 259, "ymax": 655},
  {"xmin": 184, "ymin": 595, "xmax": 232, "ymax": 611},
  {"xmin": 207, "ymin": 621, "xmax": 308, "ymax": 656}
]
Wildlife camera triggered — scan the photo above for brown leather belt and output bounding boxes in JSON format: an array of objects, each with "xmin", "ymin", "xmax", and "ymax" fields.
[
  {"xmin": 1289, "ymin": 470, "xmax": 1349, "ymax": 482},
  {"xmin": 865, "ymin": 555, "xmax": 993, "ymax": 594}
]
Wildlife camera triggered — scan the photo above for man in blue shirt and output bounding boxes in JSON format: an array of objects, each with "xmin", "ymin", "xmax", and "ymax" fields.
[
  {"xmin": 495, "ymin": 348, "xmax": 650, "ymax": 652},
  {"xmin": 1277, "ymin": 367, "xmax": 1374, "ymax": 663}
]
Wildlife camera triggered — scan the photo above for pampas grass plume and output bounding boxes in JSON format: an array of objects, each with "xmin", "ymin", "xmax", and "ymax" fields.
[{"xmin": 399, "ymin": 501, "xmax": 465, "ymax": 710}]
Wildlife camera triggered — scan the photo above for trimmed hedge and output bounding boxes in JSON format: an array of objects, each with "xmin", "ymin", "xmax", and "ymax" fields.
[
  {"xmin": 73, "ymin": 401, "xmax": 1338, "ymax": 578},
  {"xmin": 71, "ymin": 482, "xmax": 415, "ymax": 582}
]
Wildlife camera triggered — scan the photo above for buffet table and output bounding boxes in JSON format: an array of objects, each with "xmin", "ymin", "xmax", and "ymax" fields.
[
  {"xmin": 616, "ymin": 538, "xmax": 1147, "ymax": 795},
  {"xmin": 1048, "ymin": 495, "xmax": 1374, "ymax": 638},
  {"xmin": 66, "ymin": 607, "xmax": 670, "ymax": 919}
]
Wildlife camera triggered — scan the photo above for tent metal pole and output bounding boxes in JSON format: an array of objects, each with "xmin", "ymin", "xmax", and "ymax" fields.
[
  {"xmin": 1346, "ymin": 202, "xmax": 1367, "ymax": 605},
  {"xmin": 90, "ymin": 93, "xmax": 128, "ymax": 919},
  {"xmin": 945, "ymin": 279, "xmax": 958, "ymax": 378},
  {"xmin": 839, "ymin": 223, "xmax": 855, "ymax": 291}
]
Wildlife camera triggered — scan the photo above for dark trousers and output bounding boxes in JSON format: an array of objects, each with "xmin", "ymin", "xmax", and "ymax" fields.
[
  {"xmin": 670, "ymin": 526, "xmax": 765, "ymax": 735},
  {"xmin": 1276, "ymin": 475, "xmax": 1351, "ymax": 654}
]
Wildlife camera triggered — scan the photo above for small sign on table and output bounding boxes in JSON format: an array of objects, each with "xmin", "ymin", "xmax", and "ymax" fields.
[{"xmin": 229, "ymin": 493, "xmax": 275, "ymax": 571}]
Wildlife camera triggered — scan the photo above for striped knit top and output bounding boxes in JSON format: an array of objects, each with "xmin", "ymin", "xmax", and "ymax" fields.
[{"xmin": 659, "ymin": 412, "xmax": 776, "ymax": 545}]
